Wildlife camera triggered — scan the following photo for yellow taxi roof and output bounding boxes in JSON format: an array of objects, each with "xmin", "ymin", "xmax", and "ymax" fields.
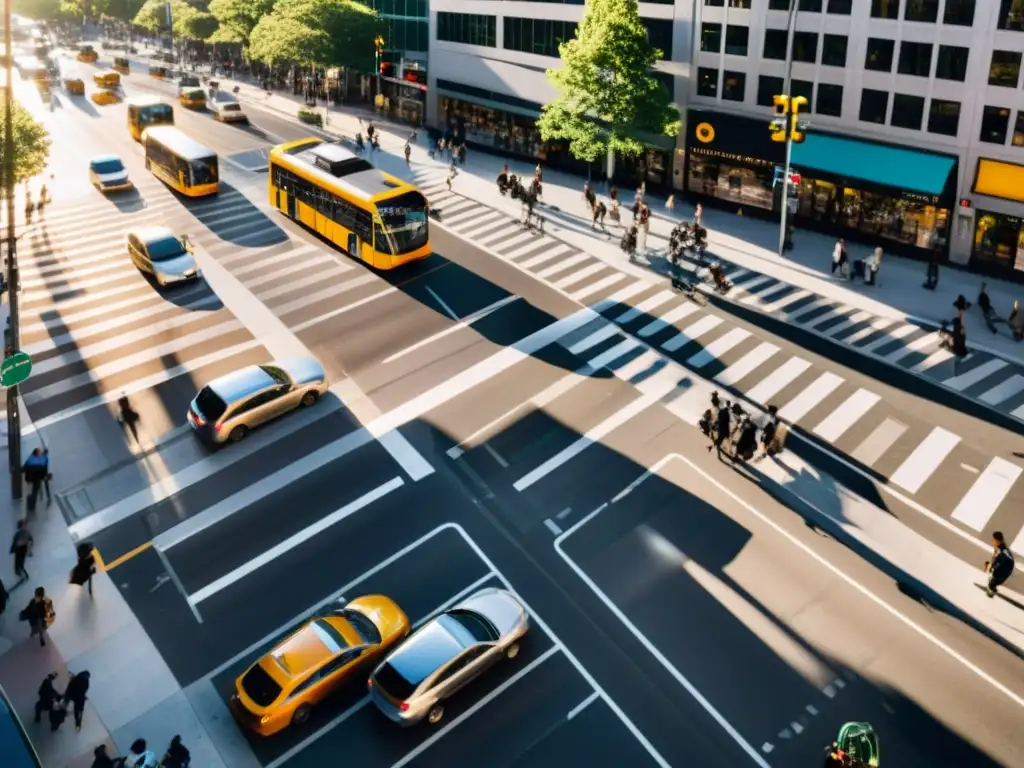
[{"xmin": 261, "ymin": 617, "xmax": 360, "ymax": 683}]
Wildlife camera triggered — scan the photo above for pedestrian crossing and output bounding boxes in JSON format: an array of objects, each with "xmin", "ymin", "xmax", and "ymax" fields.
[{"xmin": 412, "ymin": 168, "xmax": 1024, "ymax": 554}]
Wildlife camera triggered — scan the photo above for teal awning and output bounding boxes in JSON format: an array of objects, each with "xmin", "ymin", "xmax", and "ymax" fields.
[{"xmin": 791, "ymin": 134, "xmax": 955, "ymax": 196}]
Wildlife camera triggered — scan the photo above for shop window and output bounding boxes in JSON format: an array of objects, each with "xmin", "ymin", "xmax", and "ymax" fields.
[
  {"xmin": 763, "ymin": 29, "xmax": 788, "ymax": 60},
  {"xmin": 437, "ymin": 79, "xmax": 543, "ymax": 113},
  {"xmin": 904, "ymin": 0, "xmax": 938, "ymax": 22},
  {"xmin": 997, "ymin": 0, "xmax": 1024, "ymax": 31},
  {"xmin": 891, "ymin": 93, "xmax": 925, "ymax": 129},
  {"xmin": 821, "ymin": 34, "xmax": 847, "ymax": 67},
  {"xmin": 697, "ymin": 67, "xmax": 718, "ymax": 97},
  {"xmin": 980, "ymin": 106, "xmax": 1012, "ymax": 144},
  {"xmin": 973, "ymin": 211, "xmax": 1024, "ymax": 271},
  {"xmin": 865, "ymin": 38, "xmax": 895, "ymax": 72},
  {"xmin": 757, "ymin": 75, "xmax": 784, "ymax": 107},
  {"xmin": 859, "ymin": 89, "xmax": 889, "ymax": 124},
  {"xmin": 943, "ymin": 0, "xmax": 975, "ymax": 25},
  {"xmin": 872, "ymin": 0, "xmax": 900, "ymax": 19},
  {"xmin": 1014, "ymin": 112, "xmax": 1024, "ymax": 147},
  {"xmin": 722, "ymin": 71, "xmax": 746, "ymax": 101},
  {"xmin": 988, "ymin": 51, "xmax": 1022, "ymax": 88},
  {"xmin": 935, "ymin": 46, "xmax": 969, "ymax": 81},
  {"xmin": 816, "ymin": 83, "xmax": 843, "ymax": 116},
  {"xmin": 701, "ymin": 23, "xmax": 722, "ymax": 53},
  {"xmin": 799, "ymin": 0, "xmax": 823, "ymax": 10},
  {"xmin": 687, "ymin": 156, "xmax": 775, "ymax": 210},
  {"xmin": 792, "ymin": 79, "xmax": 814, "ymax": 110},
  {"xmin": 503, "ymin": 17, "xmax": 577, "ymax": 57},
  {"xmin": 791, "ymin": 32, "xmax": 818, "ymax": 63},
  {"xmin": 437, "ymin": 12, "xmax": 496, "ymax": 47},
  {"xmin": 898, "ymin": 41, "xmax": 932, "ymax": 77},
  {"xmin": 725, "ymin": 25, "xmax": 749, "ymax": 56},
  {"xmin": 827, "ymin": 0, "xmax": 852, "ymax": 12},
  {"xmin": 927, "ymin": 99, "xmax": 960, "ymax": 136},
  {"xmin": 643, "ymin": 19, "xmax": 673, "ymax": 59}
]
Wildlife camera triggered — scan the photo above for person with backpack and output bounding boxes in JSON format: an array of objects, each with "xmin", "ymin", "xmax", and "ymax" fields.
[
  {"xmin": 126, "ymin": 738, "xmax": 159, "ymax": 767},
  {"xmin": 20, "ymin": 586, "xmax": 55, "ymax": 646},
  {"xmin": 70, "ymin": 542, "xmax": 97, "ymax": 597},
  {"xmin": 22, "ymin": 448, "xmax": 49, "ymax": 513},
  {"xmin": 34, "ymin": 672, "xmax": 62, "ymax": 724},
  {"xmin": 985, "ymin": 531, "xmax": 1016, "ymax": 597},
  {"xmin": 162, "ymin": 735, "xmax": 191, "ymax": 768}
]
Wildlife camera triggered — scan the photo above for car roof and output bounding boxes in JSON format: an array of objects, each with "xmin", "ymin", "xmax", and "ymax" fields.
[
  {"xmin": 90, "ymin": 154, "xmax": 122, "ymax": 166},
  {"xmin": 207, "ymin": 365, "xmax": 275, "ymax": 405},
  {"xmin": 263, "ymin": 618, "xmax": 355, "ymax": 681},
  {"xmin": 131, "ymin": 226, "xmax": 175, "ymax": 245},
  {"xmin": 383, "ymin": 618, "xmax": 465, "ymax": 686}
]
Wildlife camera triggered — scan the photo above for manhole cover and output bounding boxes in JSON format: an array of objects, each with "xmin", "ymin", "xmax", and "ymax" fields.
[{"xmin": 227, "ymin": 148, "xmax": 270, "ymax": 172}]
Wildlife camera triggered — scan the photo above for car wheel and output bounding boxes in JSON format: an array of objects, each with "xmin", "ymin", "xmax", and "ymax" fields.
[
  {"xmin": 229, "ymin": 425, "xmax": 248, "ymax": 443},
  {"xmin": 292, "ymin": 703, "xmax": 312, "ymax": 727},
  {"xmin": 506, "ymin": 643, "xmax": 520, "ymax": 660},
  {"xmin": 300, "ymin": 391, "xmax": 318, "ymax": 407},
  {"xmin": 427, "ymin": 705, "xmax": 444, "ymax": 725}
]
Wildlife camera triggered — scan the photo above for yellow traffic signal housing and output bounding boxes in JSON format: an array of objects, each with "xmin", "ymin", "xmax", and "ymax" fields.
[
  {"xmin": 790, "ymin": 96, "xmax": 808, "ymax": 142},
  {"xmin": 770, "ymin": 117, "xmax": 787, "ymax": 143},
  {"xmin": 773, "ymin": 94, "xmax": 790, "ymax": 116},
  {"xmin": 790, "ymin": 95, "xmax": 808, "ymax": 114}
]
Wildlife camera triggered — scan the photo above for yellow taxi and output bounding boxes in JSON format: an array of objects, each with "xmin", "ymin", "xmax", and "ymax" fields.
[
  {"xmin": 113, "ymin": 57, "xmax": 130, "ymax": 74},
  {"xmin": 179, "ymin": 88, "xmax": 206, "ymax": 109},
  {"xmin": 93, "ymin": 72, "xmax": 120, "ymax": 88},
  {"xmin": 91, "ymin": 89, "xmax": 121, "ymax": 105},
  {"xmin": 76, "ymin": 45, "xmax": 97, "ymax": 63},
  {"xmin": 64, "ymin": 77, "xmax": 84, "ymax": 95},
  {"xmin": 231, "ymin": 595, "xmax": 410, "ymax": 736}
]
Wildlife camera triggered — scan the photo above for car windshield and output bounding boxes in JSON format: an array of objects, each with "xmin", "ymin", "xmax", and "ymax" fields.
[
  {"xmin": 184, "ymin": 89, "xmax": 203, "ymax": 99},
  {"xmin": 444, "ymin": 609, "xmax": 499, "ymax": 643},
  {"xmin": 179, "ymin": 76, "xmax": 199, "ymax": 87},
  {"xmin": 146, "ymin": 235, "xmax": 185, "ymax": 261},
  {"xmin": 340, "ymin": 609, "xmax": 382, "ymax": 645},
  {"xmin": 139, "ymin": 103, "xmax": 172, "ymax": 125},
  {"xmin": 189, "ymin": 156, "xmax": 218, "ymax": 186},
  {"xmin": 91, "ymin": 159, "xmax": 123, "ymax": 174},
  {"xmin": 195, "ymin": 387, "xmax": 227, "ymax": 421},
  {"xmin": 240, "ymin": 664, "xmax": 281, "ymax": 707}
]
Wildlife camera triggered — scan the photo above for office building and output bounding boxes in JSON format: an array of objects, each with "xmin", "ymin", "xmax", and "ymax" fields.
[{"xmin": 361, "ymin": 0, "xmax": 430, "ymax": 125}]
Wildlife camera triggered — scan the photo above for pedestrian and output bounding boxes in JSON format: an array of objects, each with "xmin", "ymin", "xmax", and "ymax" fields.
[
  {"xmin": 91, "ymin": 745, "xmax": 119, "ymax": 768},
  {"xmin": 404, "ymin": 142, "xmax": 411, "ymax": 164},
  {"xmin": 736, "ymin": 417, "xmax": 758, "ymax": 462},
  {"xmin": 10, "ymin": 518, "xmax": 32, "ymax": 584},
  {"xmin": 534, "ymin": 163, "xmax": 543, "ymax": 182},
  {"xmin": 758, "ymin": 405, "xmax": 779, "ymax": 460},
  {"xmin": 20, "ymin": 586, "xmax": 55, "ymax": 646},
  {"xmin": 49, "ymin": 695, "xmax": 68, "ymax": 732},
  {"xmin": 637, "ymin": 204, "xmax": 650, "ymax": 255},
  {"xmin": 446, "ymin": 165, "xmax": 456, "ymax": 191},
  {"xmin": 831, "ymin": 238, "xmax": 844, "ymax": 277},
  {"xmin": 711, "ymin": 399, "xmax": 731, "ymax": 457},
  {"xmin": 70, "ymin": 542, "xmax": 97, "ymax": 597},
  {"xmin": 693, "ymin": 202, "xmax": 703, "ymax": 228},
  {"xmin": 583, "ymin": 182, "xmax": 595, "ymax": 214},
  {"xmin": 984, "ymin": 531, "xmax": 1016, "ymax": 597},
  {"xmin": 666, "ymin": 193, "xmax": 675, "ymax": 212},
  {"xmin": 64, "ymin": 670, "xmax": 90, "ymax": 731},
  {"xmin": 22, "ymin": 448, "xmax": 48, "ymax": 513},
  {"xmin": 34, "ymin": 672, "xmax": 62, "ymax": 724},
  {"xmin": 24, "ymin": 189, "xmax": 33, "ymax": 222},
  {"xmin": 41, "ymin": 449, "xmax": 52, "ymax": 506},
  {"xmin": 162, "ymin": 735, "xmax": 191, "ymax": 768},
  {"xmin": 458, "ymin": 143, "xmax": 467, "ymax": 165},
  {"xmin": 595, "ymin": 200, "xmax": 607, "ymax": 233},
  {"xmin": 924, "ymin": 247, "xmax": 940, "ymax": 290},
  {"xmin": 866, "ymin": 246, "xmax": 882, "ymax": 286},
  {"xmin": 127, "ymin": 738, "xmax": 159, "ymax": 767}
]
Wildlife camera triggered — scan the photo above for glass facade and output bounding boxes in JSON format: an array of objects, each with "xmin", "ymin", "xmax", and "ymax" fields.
[
  {"xmin": 687, "ymin": 149, "xmax": 775, "ymax": 209},
  {"xmin": 973, "ymin": 211, "xmax": 1024, "ymax": 275},
  {"xmin": 439, "ymin": 96, "xmax": 545, "ymax": 157},
  {"xmin": 437, "ymin": 12, "xmax": 497, "ymax": 47}
]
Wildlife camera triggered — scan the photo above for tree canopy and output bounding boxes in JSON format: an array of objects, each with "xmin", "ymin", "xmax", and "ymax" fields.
[
  {"xmin": 207, "ymin": 0, "xmax": 273, "ymax": 46},
  {"xmin": 0, "ymin": 102, "xmax": 51, "ymax": 185},
  {"xmin": 249, "ymin": 0, "xmax": 384, "ymax": 70},
  {"xmin": 133, "ymin": 0, "xmax": 215, "ymax": 38},
  {"xmin": 102, "ymin": 0, "xmax": 146, "ymax": 24},
  {"xmin": 536, "ymin": 0, "xmax": 679, "ymax": 164}
]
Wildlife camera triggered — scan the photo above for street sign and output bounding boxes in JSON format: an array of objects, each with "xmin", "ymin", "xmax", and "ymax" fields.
[{"xmin": 1, "ymin": 350, "xmax": 32, "ymax": 387}]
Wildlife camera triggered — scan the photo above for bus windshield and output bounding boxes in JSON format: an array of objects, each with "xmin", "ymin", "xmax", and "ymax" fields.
[
  {"xmin": 189, "ymin": 156, "xmax": 218, "ymax": 186},
  {"xmin": 138, "ymin": 103, "xmax": 173, "ymax": 127},
  {"xmin": 376, "ymin": 191, "xmax": 428, "ymax": 255}
]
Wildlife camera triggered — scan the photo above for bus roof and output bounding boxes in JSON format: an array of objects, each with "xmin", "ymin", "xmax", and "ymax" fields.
[
  {"xmin": 127, "ymin": 95, "xmax": 171, "ymax": 108},
  {"xmin": 271, "ymin": 138, "xmax": 409, "ymax": 202},
  {"xmin": 143, "ymin": 126, "xmax": 216, "ymax": 162}
]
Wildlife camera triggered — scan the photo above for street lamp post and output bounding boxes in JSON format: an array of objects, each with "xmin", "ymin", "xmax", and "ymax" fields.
[
  {"xmin": 4, "ymin": 0, "xmax": 23, "ymax": 498},
  {"xmin": 776, "ymin": 0, "xmax": 799, "ymax": 259}
]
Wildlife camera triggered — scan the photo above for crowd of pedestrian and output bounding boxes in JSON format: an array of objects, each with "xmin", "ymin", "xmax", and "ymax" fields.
[{"xmin": 699, "ymin": 392, "xmax": 787, "ymax": 463}]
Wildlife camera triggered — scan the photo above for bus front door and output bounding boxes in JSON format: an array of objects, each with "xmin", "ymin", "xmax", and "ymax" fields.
[
  {"xmin": 347, "ymin": 233, "xmax": 359, "ymax": 258},
  {"xmin": 286, "ymin": 190, "xmax": 296, "ymax": 218}
]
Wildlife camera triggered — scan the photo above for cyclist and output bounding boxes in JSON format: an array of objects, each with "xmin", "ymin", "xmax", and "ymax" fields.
[{"xmin": 823, "ymin": 722, "xmax": 879, "ymax": 767}]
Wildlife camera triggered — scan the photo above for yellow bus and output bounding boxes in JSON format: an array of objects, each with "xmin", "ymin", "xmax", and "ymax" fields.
[
  {"xmin": 127, "ymin": 96, "xmax": 173, "ymax": 141},
  {"xmin": 143, "ymin": 126, "xmax": 218, "ymax": 197},
  {"xmin": 268, "ymin": 138, "xmax": 430, "ymax": 270}
]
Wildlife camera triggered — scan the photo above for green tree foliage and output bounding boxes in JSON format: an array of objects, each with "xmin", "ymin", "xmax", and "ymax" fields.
[
  {"xmin": 207, "ymin": 0, "xmax": 273, "ymax": 46},
  {"xmin": 248, "ymin": 0, "xmax": 384, "ymax": 70},
  {"xmin": 12, "ymin": 0, "xmax": 65, "ymax": 22},
  {"xmin": 57, "ymin": 0, "xmax": 110, "ymax": 20},
  {"xmin": 180, "ymin": 9, "xmax": 218, "ymax": 39},
  {"xmin": 0, "ymin": 102, "xmax": 51, "ymax": 185},
  {"xmin": 536, "ymin": 0, "xmax": 679, "ymax": 164},
  {"xmin": 102, "ymin": 0, "xmax": 146, "ymax": 24},
  {"xmin": 133, "ymin": 0, "xmax": 204, "ymax": 35}
]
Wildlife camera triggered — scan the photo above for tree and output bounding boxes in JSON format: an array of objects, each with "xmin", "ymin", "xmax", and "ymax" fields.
[
  {"xmin": 180, "ymin": 9, "xmax": 218, "ymax": 39},
  {"xmin": 248, "ymin": 0, "xmax": 384, "ymax": 71},
  {"xmin": 0, "ymin": 103, "xmax": 51, "ymax": 186},
  {"xmin": 133, "ymin": 0, "xmax": 201, "ymax": 35},
  {"xmin": 12, "ymin": 0, "xmax": 65, "ymax": 22},
  {"xmin": 536, "ymin": 0, "xmax": 679, "ymax": 168},
  {"xmin": 103, "ymin": 0, "xmax": 146, "ymax": 25},
  {"xmin": 207, "ymin": 0, "xmax": 274, "ymax": 46},
  {"xmin": 57, "ymin": 0, "xmax": 111, "ymax": 20}
]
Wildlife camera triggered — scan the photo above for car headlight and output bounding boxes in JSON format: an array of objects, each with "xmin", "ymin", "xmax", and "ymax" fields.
[{"xmin": 184, "ymin": 269, "xmax": 196, "ymax": 278}]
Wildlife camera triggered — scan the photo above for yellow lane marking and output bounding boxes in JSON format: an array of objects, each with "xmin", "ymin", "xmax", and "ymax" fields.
[{"xmin": 100, "ymin": 541, "xmax": 153, "ymax": 571}]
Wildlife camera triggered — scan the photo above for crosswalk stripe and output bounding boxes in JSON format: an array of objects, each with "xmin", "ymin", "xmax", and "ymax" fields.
[
  {"xmin": 942, "ymin": 358, "xmax": 1009, "ymax": 392},
  {"xmin": 812, "ymin": 388, "xmax": 881, "ymax": 442},
  {"xmin": 761, "ymin": 288, "xmax": 811, "ymax": 314},
  {"xmin": 745, "ymin": 357, "xmax": 811, "ymax": 404},
  {"xmin": 492, "ymin": 229, "xmax": 537, "ymax": 252},
  {"xmin": 951, "ymin": 458, "xmax": 1022, "ymax": 531},
  {"xmin": 824, "ymin": 310, "xmax": 873, "ymax": 337},
  {"xmin": 255, "ymin": 267, "xmax": 349, "ymax": 302},
  {"xmin": 888, "ymin": 427, "xmax": 960, "ymax": 494},
  {"xmin": 851, "ymin": 417, "xmax": 907, "ymax": 467},
  {"xmin": 536, "ymin": 252, "xmax": 589, "ymax": 279},
  {"xmin": 662, "ymin": 315, "xmax": 722, "ymax": 352},
  {"xmin": 587, "ymin": 339, "xmax": 641, "ymax": 370},
  {"xmin": 553, "ymin": 262, "xmax": 606, "ymax": 290},
  {"xmin": 592, "ymin": 281, "xmax": 650, "ymax": 312},
  {"xmin": 518, "ymin": 244, "xmax": 574, "ymax": 270},
  {"xmin": 979, "ymin": 374, "xmax": 1024, "ymax": 406},
  {"xmin": 615, "ymin": 290, "xmax": 675, "ymax": 324},
  {"xmin": 614, "ymin": 350, "xmax": 664, "ymax": 383},
  {"xmin": 569, "ymin": 273, "xmax": 631, "ymax": 301},
  {"xmin": 885, "ymin": 332, "xmax": 940, "ymax": 363},
  {"xmin": 714, "ymin": 342, "xmax": 779, "ymax": 386},
  {"xmin": 686, "ymin": 328, "xmax": 751, "ymax": 368},
  {"xmin": 909, "ymin": 346, "xmax": 955, "ymax": 373},
  {"xmin": 787, "ymin": 297, "xmax": 834, "ymax": 322},
  {"xmin": 505, "ymin": 238, "xmax": 554, "ymax": 261},
  {"xmin": 232, "ymin": 245, "xmax": 321, "ymax": 278},
  {"xmin": 637, "ymin": 302, "xmax": 700, "ymax": 338},
  {"xmin": 777, "ymin": 372, "xmax": 844, "ymax": 423},
  {"xmin": 275, "ymin": 273, "xmax": 379, "ymax": 316},
  {"xmin": 843, "ymin": 316, "xmax": 898, "ymax": 345},
  {"xmin": 860, "ymin": 323, "xmax": 918, "ymax": 352}
]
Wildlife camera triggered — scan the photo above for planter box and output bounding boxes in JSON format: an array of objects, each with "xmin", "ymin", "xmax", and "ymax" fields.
[{"xmin": 297, "ymin": 109, "xmax": 323, "ymax": 127}]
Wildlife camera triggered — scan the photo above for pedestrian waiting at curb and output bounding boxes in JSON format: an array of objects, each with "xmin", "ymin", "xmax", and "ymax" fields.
[
  {"xmin": 162, "ymin": 735, "xmax": 192, "ymax": 768},
  {"xmin": 10, "ymin": 518, "xmax": 33, "ymax": 585},
  {"xmin": 34, "ymin": 672, "xmax": 62, "ymax": 724},
  {"xmin": 984, "ymin": 531, "xmax": 1016, "ymax": 597},
  {"xmin": 19, "ymin": 586, "xmax": 55, "ymax": 647}
]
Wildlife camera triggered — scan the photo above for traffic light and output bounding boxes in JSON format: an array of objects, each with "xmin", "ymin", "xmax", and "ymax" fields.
[
  {"xmin": 771, "ymin": 95, "xmax": 790, "ymax": 142},
  {"xmin": 773, "ymin": 94, "xmax": 790, "ymax": 116},
  {"xmin": 789, "ymin": 95, "xmax": 808, "ymax": 143}
]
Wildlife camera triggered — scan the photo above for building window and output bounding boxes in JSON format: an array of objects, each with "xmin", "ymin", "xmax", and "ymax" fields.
[
  {"xmin": 725, "ymin": 25, "xmax": 749, "ymax": 56},
  {"xmin": 989, "ymin": 51, "xmax": 1022, "ymax": 88},
  {"xmin": 943, "ymin": 0, "xmax": 975, "ymax": 25},
  {"xmin": 437, "ymin": 12, "xmax": 496, "ymax": 47},
  {"xmin": 865, "ymin": 38, "xmax": 895, "ymax": 71},
  {"xmin": 973, "ymin": 211, "xmax": 1024, "ymax": 272},
  {"xmin": 898, "ymin": 41, "xmax": 933, "ymax": 77},
  {"xmin": 981, "ymin": 106, "xmax": 1012, "ymax": 144},
  {"xmin": 871, "ymin": 0, "xmax": 900, "ymax": 19},
  {"xmin": 821, "ymin": 34, "xmax": 847, "ymax": 67},
  {"xmin": 757, "ymin": 75, "xmax": 784, "ymax": 107},
  {"xmin": 644, "ymin": 19, "xmax": 673, "ymax": 59},
  {"xmin": 904, "ymin": 0, "xmax": 938, "ymax": 22},
  {"xmin": 729, "ymin": 0, "xmax": 752, "ymax": 7},
  {"xmin": 768, "ymin": 0, "xmax": 790, "ymax": 9},
  {"xmin": 799, "ymin": 0, "xmax": 823, "ymax": 10},
  {"xmin": 935, "ymin": 46, "xmax": 969, "ymax": 81},
  {"xmin": 927, "ymin": 99, "xmax": 960, "ymax": 136},
  {"xmin": 701, "ymin": 23, "xmax": 722, "ymax": 53},
  {"xmin": 891, "ymin": 93, "xmax": 925, "ymax": 129},
  {"xmin": 997, "ymin": 0, "xmax": 1024, "ymax": 31},
  {"xmin": 722, "ymin": 71, "xmax": 746, "ymax": 101},
  {"xmin": 792, "ymin": 32, "xmax": 818, "ymax": 63},
  {"xmin": 704, "ymin": 0, "xmax": 724, "ymax": 5},
  {"xmin": 1014, "ymin": 112, "xmax": 1024, "ymax": 147},
  {"xmin": 859, "ymin": 89, "xmax": 889, "ymax": 124},
  {"xmin": 792, "ymin": 79, "xmax": 814, "ymax": 110},
  {"xmin": 763, "ymin": 29, "xmax": 788, "ymax": 60},
  {"xmin": 503, "ymin": 18, "xmax": 576, "ymax": 57},
  {"xmin": 827, "ymin": 0, "xmax": 852, "ymax": 12},
  {"xmin": 697, "ymin": 67, "xmax": 718, "ymax": 97},
  {"xmin": 816, "ymin": 83, "xmax": 843, "ymax": 116}
]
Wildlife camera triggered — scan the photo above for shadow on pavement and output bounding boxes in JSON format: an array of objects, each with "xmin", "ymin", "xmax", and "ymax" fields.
[
  {"xmin": 64, "ymin": 94, "xmax": 100, "ymax": 118},
  {"xmin": 176, "ymin": 182, "xmax": 289, "ymax": 247}
]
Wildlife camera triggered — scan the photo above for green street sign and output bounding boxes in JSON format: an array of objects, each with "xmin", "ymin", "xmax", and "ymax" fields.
[{"xmin": 1, "ymin": 351, "xmax": 32, "ymax": 387}]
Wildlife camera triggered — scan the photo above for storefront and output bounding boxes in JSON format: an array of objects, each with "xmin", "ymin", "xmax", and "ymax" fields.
[
  {"xmin": 969, "ymin": 158, "xmax": 1024, "ymax": 279},
  {"xmin": 684, "ymin": 109, "xmax": 959, "ymax": 260}
]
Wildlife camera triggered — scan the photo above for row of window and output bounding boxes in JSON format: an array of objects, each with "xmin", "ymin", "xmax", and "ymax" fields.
[
  {"xmin": 503, "ymin": 17, "xmax": 577, "ymax": 57},
  {"xmin": 706, "ymin": 0, "xmax": 980, "ymax": 27},
  {"xmin": 436, "ymin": 12, "xmax": 496, "ymax": 47},
  {"xmin": 273, "ymin": 166, "xmax": 375, "ymax": 243},
  {"xmin": 361, "ymin": 0, "xmax": 427, "ymax": 19}
]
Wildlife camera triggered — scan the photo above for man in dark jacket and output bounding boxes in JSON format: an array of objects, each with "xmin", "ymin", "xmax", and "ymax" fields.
[
  {"xmin": 64, "ymin": 670, "xmax": 90, "ymax": 731},
  {"xmin": 986, "ymin": 531, "xmax": 1016, "ymax": 597},
  {"xmin": 22, "ymin": 586, "xmax": 52, "ymax": 646},
  {"xmin": 22, "ymin": 448, "xmax": 48, "ymax": 513},
  {"xmin": 34, "ymin": 672, "xmax": 62, "ymax": 723}
]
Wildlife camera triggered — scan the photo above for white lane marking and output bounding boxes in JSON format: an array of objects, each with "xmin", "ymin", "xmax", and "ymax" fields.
[
  {"xmin": 241, "ymin": 253, "xmax": 339, "ymax": 289},
  {"xmin": 910, "ymin": 346, "xmax": 955, "ymax": 373},
  {"xmin": 661, "ymin": 315, "xmax": 723, "ymax": 352},
  {"xmin": 254, "ymin": 266, "xmax": 351, "ymax": 302},
  {"xmin": 812, "ymin": 388, "xmax": 881, "ymax": 442},
  {"xmin": 567, "ymin": 691, "xmax": 601, "ymax": 720},
  {"xmin": 20, "ymin": 290, "xmax": 176, "ymax": 337},
  {"xmin": 777, "ymin": 372, "xmax": 844, "ymax": 424},
  {"xmin": 943, "ymin": 359, "xmax": 1010, "ymax": 392},
  {"xmin": 544, "ymin": 518, "xmax": 563, "ymax": 536},
  {"xmin": 744, "ymin": 357, "xmax": 812, "ymax": 404},
  {"xmin": 536, "ymin": 252, "xmax": 591, "ymax": 279},
  {"xmin": 888, "ymin": 427, "xmax": 961, "ymax": 494},
  {"xmin": 504, "ymin": 238, "xmax": 552, "ymax": 261},
  {"xmin": 979, "ymin": 374, "xmax": 1024, "ymax": 406},
  {"xmin": 388, "ymin": 647, "xmax": 562, "ymax": 768},
  {"xmin": 484, "ymin": 443, "xmax": 510, "ymax": 469},
  {"xmin": 785, "ymin": 297, "xmax": 833, "ymax": 322},
  {"xmin": 951, "ymin": 458, "xmax": 1022, "ymax": 531},
  {"xmin": 685, "ymin": 328, "xmax": 751, "ymax": 368},
  {"xmin": 843, "ymin": 316, "xmax": 898, "ymax": 345},
  {"xmin": 230, "ymin": 245, "xmax": 320, "ymax": 277},
  {"xmin": 186, "ymin": 478, "xmax": 405, "ymax": 605},
  {"xmin": 289, "ymin": 286, "xmax": 398, "ymax": 332},
  {"xmin": 1012, "ymin": 402, "xmax": 1024, "ymax": 420},
  {"xmin": 586, "ymin": 339, "xmax": 641, "ymax": 371},
  {"xmin": 858, "ymin": 323, "xmax": 918, "ymax": 353},
  {"xmin": 569, "ymin": 272, "xmax": 631, "ymax": 302},
  {"xmin": 382, "ymin": 296, "xmax": 520, "ymax": 364},
  {"xmin": 491, "ymin": 229, "xmax": 539, "ymax": 253},
  {"xmin": 823, "ymin": 310, "xmax": 873, "ymax": 338},
  {"xmin": 731, "ymin": 275, "xmax": 776, "ymax": 302},
  {"xmin": 637, "ymin": 302, "xmax": 700, "ymax": 338},
  {"xmin": 761, "ymin": 288, "xmax": 811, "ymax": 314},
  {"xmin": 961, "ymin": 463, "xmax": 980, "ymax": 474},
  {"xmin": 599, "ymin": 280, "xmax": 652, "ymax": 309},
  {"xmin": 714, "ymin": 342, "xmax": 779, "ymax": 387},
  {"xmin": 884, "ymin": 331, "xmax": 940, "ymax": 363},
  {"xmin": 425, "ymin": 285, "xmax": 459, "ymax": 321},
  {"xmin": 614, "ymin": 350, "xmax": 663, "ymax": 384},
  {"xmin": 155, "ymin": 546, "xmax": 203, "ymax": 624},
  {"xmin": 517, "ymin": 244, "xmax": 575, "ymax": 270},
  {"xmin": 567, "ymin": 325, "xmax": 619, "ymax": 355},
  {"xmin": 615, "ymin": 290, "xmax": 676, "ymax": 324},
  {"xmin": 553, "ymin": 262, "xmax": 607, "ymax": 290},
  {"xmin": 803, "ymin": 305, "xmax": 858, "ymax": 330}
]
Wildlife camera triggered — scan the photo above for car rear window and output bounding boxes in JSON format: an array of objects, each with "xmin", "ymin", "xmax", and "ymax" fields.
[
  {"xmin": 372, "ymin": 662, "xmax": 417, "ymax": 702},
  {"xmin": 91, "ymin": 159, "xmax": 123, "ymax": 174},
  {"xmin": 195, "ymin": 386, "xmax": 227, "ymax": 421},
  {"xmin": 241, "ymin": 664, "xmax": 282, "ymax": 707},
  {"xmin": 223, "ymin": 103, "xmax": 241, "ymax": 111}
]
